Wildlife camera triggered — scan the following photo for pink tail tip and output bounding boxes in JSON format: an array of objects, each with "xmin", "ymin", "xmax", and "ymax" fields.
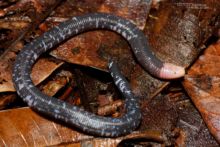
[{"xmin": 159, "ymin": 63, "xmax": 185, "ymax": 79}]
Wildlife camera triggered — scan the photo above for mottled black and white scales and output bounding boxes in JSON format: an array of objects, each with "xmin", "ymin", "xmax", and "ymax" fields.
[{"xmin": 12, "ymin": 13, "xmax": 173, "ymax": 137}]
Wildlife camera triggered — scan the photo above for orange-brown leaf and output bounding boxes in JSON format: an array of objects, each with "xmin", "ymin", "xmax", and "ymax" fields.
[
  {"xmin": 0, "ymin": 107, "xmax": 92, "ymax": 146},
  {"xmin": 183, "ymin": 42, "xmax": 220, "ymax": 143},
  {"xmin": 0, "ymin": 107, "xmax": 167, "ymax": 146}
]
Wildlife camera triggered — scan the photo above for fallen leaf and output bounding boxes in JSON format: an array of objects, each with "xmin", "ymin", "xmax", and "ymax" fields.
[
  {"xmin": 183, "ymin": 42, "xmax": 220, "ymax": 143},
  {"xmin": 0, "ymin": 107, "xmax": 168, "ymax": 146},
  {"xmin": 0, "ymin": 107, "xmax": 92, "ymax": 146},
  {"xmin": 175, "ymin": 94, "xmax": 219, "ymax": 146}
]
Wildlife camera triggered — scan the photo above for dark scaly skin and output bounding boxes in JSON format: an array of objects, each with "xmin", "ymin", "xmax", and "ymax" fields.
[{"xmin": 12, "ymin": 13, "xmax": 164, "ymax": 137}]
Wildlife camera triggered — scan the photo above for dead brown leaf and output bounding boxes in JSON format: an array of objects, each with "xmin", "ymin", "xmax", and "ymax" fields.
[
  {"xmin": 0, "ymin": 107, "xmax": 168, "ymax": 146},
  {"xmin": 0, "ymin": 107, "xmax": 92, "ymax": 146},
  {"xmin": 175, "ymin": 95, "xmax": 219, "ymax": 147},
  {"xmin": 183, "ymin": 42, "xmax": 220, "ymax": 143}
]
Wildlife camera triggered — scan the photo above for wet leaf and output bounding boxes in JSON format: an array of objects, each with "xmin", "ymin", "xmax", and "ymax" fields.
[{"xmin": 183, "ymin": 42, "xmax": 220, "ymax": 143}]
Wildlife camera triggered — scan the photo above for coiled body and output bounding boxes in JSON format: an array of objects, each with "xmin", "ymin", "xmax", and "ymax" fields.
[{"xmin": 12, "ymin": 13, "xmax": 184, "ymax": 137}]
